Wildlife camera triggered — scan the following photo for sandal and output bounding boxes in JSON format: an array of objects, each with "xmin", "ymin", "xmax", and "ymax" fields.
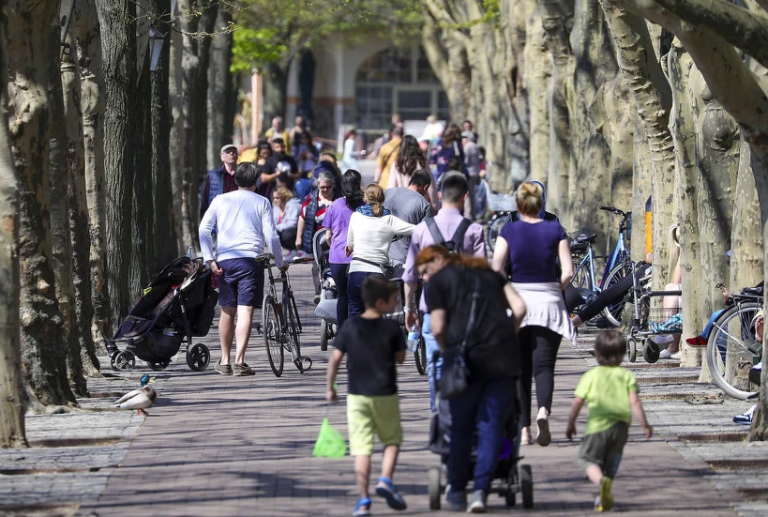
[
  {"xmin": 684, "ymin": 393, "xmax": 725, "ymax": 405},
  {"xmin": 352, "ymin": 497, "xmax": 371, "ymax": 516}
]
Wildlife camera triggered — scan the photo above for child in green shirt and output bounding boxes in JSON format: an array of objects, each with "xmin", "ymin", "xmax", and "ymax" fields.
[{"xmin": 566, "ymin": 330, "xmax": 652, "ymax": 512}]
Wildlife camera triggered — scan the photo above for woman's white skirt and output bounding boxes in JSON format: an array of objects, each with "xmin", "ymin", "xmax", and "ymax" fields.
[{"xmin": 511, "ymin": 281, "xmax": 573, "ymax": 340}]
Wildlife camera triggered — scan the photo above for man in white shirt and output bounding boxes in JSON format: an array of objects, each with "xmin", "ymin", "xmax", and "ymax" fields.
[{"xmin": 199, "ymin": 163, "xmax": 285, "ymax": 376}]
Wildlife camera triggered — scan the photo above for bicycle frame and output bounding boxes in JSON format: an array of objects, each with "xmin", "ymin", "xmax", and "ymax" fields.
[{"xmin": 572, "ymin": 246, "xmax": 598, "ymax": 292}]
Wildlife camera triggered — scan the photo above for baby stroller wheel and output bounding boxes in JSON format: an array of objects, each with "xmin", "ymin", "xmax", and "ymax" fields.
[
  {"xmin": 521, "ymin": 464, "xmax": 533, "ymax": 509},
  {"xmin": 627, "ymin": 338, "xmax": 637, "ymax": 363},
  {"xmin": 320, "ymin": 319, "xmax": 329, "ymax": 351},
  {"xmin": 146, "ymin": 360, "xmax": 170, "ymax": 371},
  {"xmin": 505, "ymin": 470, "xmax": 517, "ymax": 506},
  {"xmin": 187, "ymin": 343, "xmax": 210, "ymax": 371},
  {"xmin": 428, "ymin": 466, "xmax": 441, "ymax": 510},
  {"xmin": 113, "ymin": 351, "xmax": 136, "ymax": 371},
  {"xmin": 643, "ymin": 339, "xmax": 660, "ymax": 363}
]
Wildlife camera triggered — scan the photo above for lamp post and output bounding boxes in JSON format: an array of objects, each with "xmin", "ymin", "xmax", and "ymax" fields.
[{"xmin": 149, "ymin": 27, "xmax": 166, "ymax": 73}]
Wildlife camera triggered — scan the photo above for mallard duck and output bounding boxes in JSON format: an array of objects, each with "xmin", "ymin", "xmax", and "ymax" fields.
[
  {"xmin": 114, "ymin": 386, "xmax": 157, "ymax": 416},
  {"xmin": 139, "ymin": 374, "xmax": 156, "ymax": 387}
]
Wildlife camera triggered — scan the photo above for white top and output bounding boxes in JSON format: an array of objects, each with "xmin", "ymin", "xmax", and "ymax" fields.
[
  {"xmin": 341, "ymin": 138, "xmax": 359, "ymax": 170},
  {"xmin": 346, "ymin": 212, "xmax": 415, "ymax": 274},
  {"xmin": 199, "ymin": 189, "xmax": 285, "ymax": 268}
]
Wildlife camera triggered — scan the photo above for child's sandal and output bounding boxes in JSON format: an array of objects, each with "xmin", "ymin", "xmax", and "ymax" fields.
[{"xmin": 352, "ymin": 497, "xmax": 371, "ymax": 516}]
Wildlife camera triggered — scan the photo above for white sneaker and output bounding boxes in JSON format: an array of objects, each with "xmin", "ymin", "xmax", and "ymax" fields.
[
  {"xmin": 659, "ymin": 348, "xmax": 680, "ymax": 359},
  {"xmin": 536, "ymin": 407, "xmax": 551, "ymax": 446},
  {"xmin": 652, "ymin": 334, "xmax": 675, "ymax": 345}
]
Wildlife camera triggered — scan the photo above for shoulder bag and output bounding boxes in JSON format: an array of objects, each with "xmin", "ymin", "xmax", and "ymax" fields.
[{"xmin": 438, "ymin": 274, "xmax": 481, "ymax": 399}]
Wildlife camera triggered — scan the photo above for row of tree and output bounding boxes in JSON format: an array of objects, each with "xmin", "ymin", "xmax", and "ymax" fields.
[{"xmin": 417, "ymin": 0, "xmax": 768, "ymax": 436}]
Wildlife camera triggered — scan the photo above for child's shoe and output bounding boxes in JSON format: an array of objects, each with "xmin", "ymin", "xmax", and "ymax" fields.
[
  {"xmin": 352, "ymin": 497, "xmax": 371, "ymax": 516},
  {"xmin": 594, "ymin": 476, "xmax": 613, "ymax": 512},
  {"xmin": 467, "ymin": 490, "xmax": 487, "ymax": 513},
  {"xmin": 375, "ymin": 477, "xmax": 406, "ymax": 510}
]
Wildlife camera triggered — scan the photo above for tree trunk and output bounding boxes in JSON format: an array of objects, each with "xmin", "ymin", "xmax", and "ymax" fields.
[
  {"xmin": 631, "ymin": 120, "xmax": 651, "ymax": 261},
  {"xmin": 730, "ymin": 139, "xmax": 764, "ymax": 290},
  {"xmin": 152, "ymin": 0, "xmax": 178, "ymax": 267},
  {"xmin": 6, "ymin": 0, "xmax": 76, "ymax": 408},
  {"xmin": 96, "ymin": 0, "xmax": 138, "ymax": 325},
  {"xmin": 132, "ymin": 46, "xmax": 154, "ymax": 291},
  {"xmin": 524, "ymin": 8, "xmax": 553, "ymax": 185},
  {"xmin": 74, "ymin": 0, "xmax": 110, "ymax": 352},
  {"xmin": 194, "ymin": 2, "xmax": 219, "ymax": 203},
  {"xmin": 48, "ymin": 21, "xmax": 88, "ymax": 397},
  {"xmin": 180, "ymin": 0, "xmax": 201, "ymax": 248},
  {"xmin": 207, "ymin": 7, "xmax": 234, "ymax": 170},
  {"xmin": 169, "ymin": 22, "xmax": 185, "ymax": 253},
  {"xmin": 0, "ymin": 0, "xmax": 27, "ymax": 447}
]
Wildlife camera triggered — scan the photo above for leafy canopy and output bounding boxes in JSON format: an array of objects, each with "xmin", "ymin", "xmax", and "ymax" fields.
[{"xmin": 230, "ymin": 0, "xmax": 423, "ymax": 73}]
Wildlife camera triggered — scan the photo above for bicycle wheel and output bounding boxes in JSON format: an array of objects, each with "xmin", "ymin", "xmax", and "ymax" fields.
[
  {"xmin": 263, "ymin": 295, "xmax": 284, "ymax": 377},
  {"xmin": 601, "ymin": 264, "xmax": 628, "ymax": 328},
  {"xmin": 414, "ymin": 334, "xmax": 427, "ymax": 375},
  {"xmin": 486, "ymin": 214, "xmax": 510, "ymax": 251},
  {"xmin": 286, "ymin": 297, "xmax": 304, "ymax": 373},
  {"xmin": 706, "ymin": 302, "xmax": 762, "ymax": 399}
]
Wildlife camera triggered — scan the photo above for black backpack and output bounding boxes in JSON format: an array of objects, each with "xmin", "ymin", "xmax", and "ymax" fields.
[{"xmin": 425, "ymin": 217, "xmax": 472, "ymax": 253}]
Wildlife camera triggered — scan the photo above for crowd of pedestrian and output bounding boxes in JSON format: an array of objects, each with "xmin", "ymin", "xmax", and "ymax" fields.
[{"xmin": 198, "ymin": 113, "xmax": 655, "ymax": 515}]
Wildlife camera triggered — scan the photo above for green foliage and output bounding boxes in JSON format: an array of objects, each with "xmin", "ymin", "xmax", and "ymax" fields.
[
  {"xmin": 229, "ymin": 0, "xmax": 423, "ymax": 74},
  {"xmin": 449, "ymin": 0, "xmax": 501, "ymax": 30}
]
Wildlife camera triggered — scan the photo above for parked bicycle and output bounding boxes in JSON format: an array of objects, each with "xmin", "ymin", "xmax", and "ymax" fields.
[
  {"xmin": 569, "ymin": 206, "xmax": 633, "ymax": 327},
  {"xmin": 256, "ymin": 253, "xmax": 314, "ymax": 377},
  {"xmin": 706, "ymin": 286, "xmax": 763, "ymax": 400}
]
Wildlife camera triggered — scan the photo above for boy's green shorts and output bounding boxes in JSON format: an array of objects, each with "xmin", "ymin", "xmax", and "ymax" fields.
[
  {"xmin": 347, "ymin": 394, "xmax": 402, "ymax": 456},
  {"xmin": 578, "ymin": 422, "xmax": 628, "ymax": 479}
]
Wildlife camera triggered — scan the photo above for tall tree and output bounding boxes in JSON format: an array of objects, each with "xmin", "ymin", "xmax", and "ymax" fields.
[
  {"xmin": 6, "ymin": 0, "xmax": 76, "ymax": 407},
  {"xmin": 0, "ymin": 0, "xmax": 27, "ymax": 447},
  {"xmin": 96, "ymin": 0, "xmax": 138, "ymax": 326},
  {"xmin": 207, "ymin": 7, "xmax": 235, "ymax": 169},
  {"xmin": 75, "ymin": 0, "xmax": 110, "ymax": 352}
]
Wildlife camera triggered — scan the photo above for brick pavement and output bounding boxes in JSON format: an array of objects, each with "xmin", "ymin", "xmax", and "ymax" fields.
[{"xmin": 74, "ymin": 263, "xmax": 742, "ymax": 517}]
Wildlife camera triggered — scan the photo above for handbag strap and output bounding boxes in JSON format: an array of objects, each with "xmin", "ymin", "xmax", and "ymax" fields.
[{"xmin": 460, "ymin": 275, "xmax": 482, "ymax": 349}]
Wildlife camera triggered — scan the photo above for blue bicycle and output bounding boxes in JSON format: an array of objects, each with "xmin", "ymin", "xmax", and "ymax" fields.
[{"xmin": 570, "ymin": 206, "xmax": 633, "ymax": 327}]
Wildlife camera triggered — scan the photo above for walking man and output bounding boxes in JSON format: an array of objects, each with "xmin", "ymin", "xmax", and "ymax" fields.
[
  {"xmin": 200, "ymin": 163, "xmax": 285, "ymax": 376},
  {"xmin": 264, "ymin": 116, "xmax": 291, "ymax": 154},
  {"xmin": 383, "ymin": 169, "xmax": 434, "ymax": 278},
  {"xmin": 200, "ymin": 144, "xmax": 239, "ymax": 219},
  {"xmin": 402, "ymin": 174, "xmax": 485, "ymax": 410}
]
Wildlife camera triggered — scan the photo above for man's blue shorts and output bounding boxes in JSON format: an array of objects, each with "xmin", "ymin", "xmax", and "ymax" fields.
[{"xmin": 217, "ymin": 258, "xmax": 264, "ymax": 308}]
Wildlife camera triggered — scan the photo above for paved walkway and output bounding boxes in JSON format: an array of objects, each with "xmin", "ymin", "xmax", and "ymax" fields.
[{"xmin": 77, "ymin": 263, "xmax": 739, "ymax": 516}]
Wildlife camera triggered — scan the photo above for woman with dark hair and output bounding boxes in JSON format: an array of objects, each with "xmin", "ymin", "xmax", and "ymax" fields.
[
  {"xmin": 255, "ymin": 140, "xmax": 278, "ymax": 199},
  {"xmin": 430, "ymin": 123, "xmax": 465, "ymax": 186},
  {"xmin": 324, "ymin": 170, "xmax": 364, "ymax": 327},
  {"xmin": 417, "ymin": 245, "xmax": 525, "ymax": 512},
  {"xmin": 346, "ymin": 184, "xmax": 415, "ymax": 318},
  {"xmin": 388, "ymin": 135, "xmax": 439, "ymax": 211}
]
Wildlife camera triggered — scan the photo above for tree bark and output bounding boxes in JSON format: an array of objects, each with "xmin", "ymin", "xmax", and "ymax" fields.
[
  {"xmin": 6, "ymin": 0, "xmax": 76, "ymax": 408},
  {"xmin": 169, "ymin": 21, "xmax": 186, "ymax": 253},
  {"xmin": 48, "ymin": 20, "xmax": 88, "ymax": 396},
  {"xmin": 207, "ymin": 7, "xmax": 234, "ymax": 170},
  {"xmin": 524, "ymin": 8, "xmax": 553, "ymax": 185},
  {"xmin": 194, "ymin": 2, "xmax": 219, "ymax": 202},
  {"xmin": 74, "ymin": 0, "xmax": 110, "ymax": 353},
  {"xmin": 730, "ymin": 139, "xmax": 764, "ymax": 290},
  {"xmin": 61, "ymin": 19, "xmax": 99, "ymax": 377},
  {"xmin": 96, "ymin": 0, "xmax": 138, "ymax": 326},
  {"xmin": 0, "ymin": 0, "xmax": 27, "ymax": 447},
  {"xmin": 631, "ymin": 120, "xmax": 651, "ymax": 261},
  {"xmin": 152, "ymin": 0, "xmax": 178, "ymax": 267}
]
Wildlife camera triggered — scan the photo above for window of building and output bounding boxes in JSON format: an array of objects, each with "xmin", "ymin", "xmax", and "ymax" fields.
[{"xmin": 356, "ymin": 47, "xmax": 449, "ymax": 131}]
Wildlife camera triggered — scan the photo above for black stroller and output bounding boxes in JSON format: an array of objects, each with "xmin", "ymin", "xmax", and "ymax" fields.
[
  {"xmin": 107, "ymin": 257, "xmax": 217, "ymax": 372},
  {"xmin": 312, "ymin": 229, "xmax": 337, "ymax": 351},
  {"xmin": 427, "ymin": 383, "xmax": 533, "ymax": 510}
]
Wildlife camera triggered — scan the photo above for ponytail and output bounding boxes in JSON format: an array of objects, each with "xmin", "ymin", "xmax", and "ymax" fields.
[{"xmin": 364, "ymin": 183, "xmax": 386, "ymax": 217}]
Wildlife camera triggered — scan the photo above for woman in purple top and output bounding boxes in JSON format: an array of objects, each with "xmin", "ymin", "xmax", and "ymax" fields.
[
  {"xmin": 324, "ymin": 169, "xmax": 364, "ymax": 328},
  {"xmin": 491, "ymin": 182, "xmax": 574, "ymax": 448}
]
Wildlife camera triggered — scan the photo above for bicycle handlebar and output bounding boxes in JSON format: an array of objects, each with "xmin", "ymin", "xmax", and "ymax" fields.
[{"xmin": 600, "ymin": 206, "xmax": 627, "ymax": 216}]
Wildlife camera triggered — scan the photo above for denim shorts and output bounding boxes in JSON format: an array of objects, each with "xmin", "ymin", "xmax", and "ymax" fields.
[{"xmin": 217, "ymin": 258, "xmax": 265, "ymax": 308}]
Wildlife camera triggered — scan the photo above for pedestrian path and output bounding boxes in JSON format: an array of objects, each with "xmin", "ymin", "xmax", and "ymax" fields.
[{"xmin": 79, "ymin": 264, "xmax": 738, "ymax": 516}]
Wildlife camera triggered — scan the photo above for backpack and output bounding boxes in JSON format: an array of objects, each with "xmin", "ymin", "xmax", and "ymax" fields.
[{"xmin": 425, "ymin": 217, "xmax": 472, "ymax": 253}]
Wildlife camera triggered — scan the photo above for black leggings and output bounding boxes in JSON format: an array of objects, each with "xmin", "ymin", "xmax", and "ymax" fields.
[
  {"xmin": 574, "ymin": 263, "xmax": 650, "ymax": 322},
  {"xmin": 519, "ymin": 326, "xmax": 562, "ymax": 427}
]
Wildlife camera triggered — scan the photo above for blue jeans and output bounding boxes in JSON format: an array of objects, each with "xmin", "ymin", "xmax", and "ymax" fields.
[
  {"xmin": 347, "ymin": 272, "xmax": 375, "ymax": 319},
  {"xmin": 448, "ymin": 378, "xmax": 515, "ymax": 493},
  {"xmin": 329, "ymin": 263, "xmax": 349, "ymax": 329},
  {"xmin": 423, "ymin": 313, "xmax": 442, "ymax": 412}
]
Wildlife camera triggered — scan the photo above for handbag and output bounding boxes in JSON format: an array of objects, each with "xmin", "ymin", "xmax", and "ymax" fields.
[{"xmin": 438, "ymin": 275, "xmax": 481, "ymax": 399}]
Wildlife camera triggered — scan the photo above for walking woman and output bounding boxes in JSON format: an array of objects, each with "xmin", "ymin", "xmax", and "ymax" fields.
[
  {"xmin": 491, "ymin": 181, "xmax": 574, "ymax": 447},
  {"xmin": 346, "ymin": 184, "xmax": 415, "ymax": 318},
  {"xmin": 387, "ymin": 134, "xmax": 439, "ymax": 212},
  {"xmin": 341, "ymin": 129, "xmax": 364, "ymax": 171},
  {"xmin": 255, "ymin": 140, "xmax": 278, "ymax": 200},
  {"xmin": 429, "ymin": 123, "xmax": 465, "ymax": 187},
  {"xmin": 324, "ymin": 170, "xmax": 364, "ymax": 328},
  {"xmin": 417, "ymin": 245, "xmax": 526, "ymax": 512}
]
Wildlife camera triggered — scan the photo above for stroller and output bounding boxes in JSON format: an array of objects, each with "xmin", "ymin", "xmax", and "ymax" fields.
[
  {"xmin": 107, "ymin": 257, "xmax": 217, "ymax": 372},
  {"xmin": 427, "ymin": 381, "xmax": 533, "ymax": 510},
  {"xmin": 312, "ymin": 230, "xmax": 337, "ymax": 351}
]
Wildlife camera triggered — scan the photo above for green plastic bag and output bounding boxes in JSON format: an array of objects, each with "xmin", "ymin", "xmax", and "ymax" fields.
[{"xmin": 313, "ymin": 417, "xmax": 347, "ymax": 458}]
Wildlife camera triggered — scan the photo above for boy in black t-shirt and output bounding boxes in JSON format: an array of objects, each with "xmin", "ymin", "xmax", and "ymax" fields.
[{"xmin": 327, "ymin": 275, "xmax": 407, "ymax": 516}]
